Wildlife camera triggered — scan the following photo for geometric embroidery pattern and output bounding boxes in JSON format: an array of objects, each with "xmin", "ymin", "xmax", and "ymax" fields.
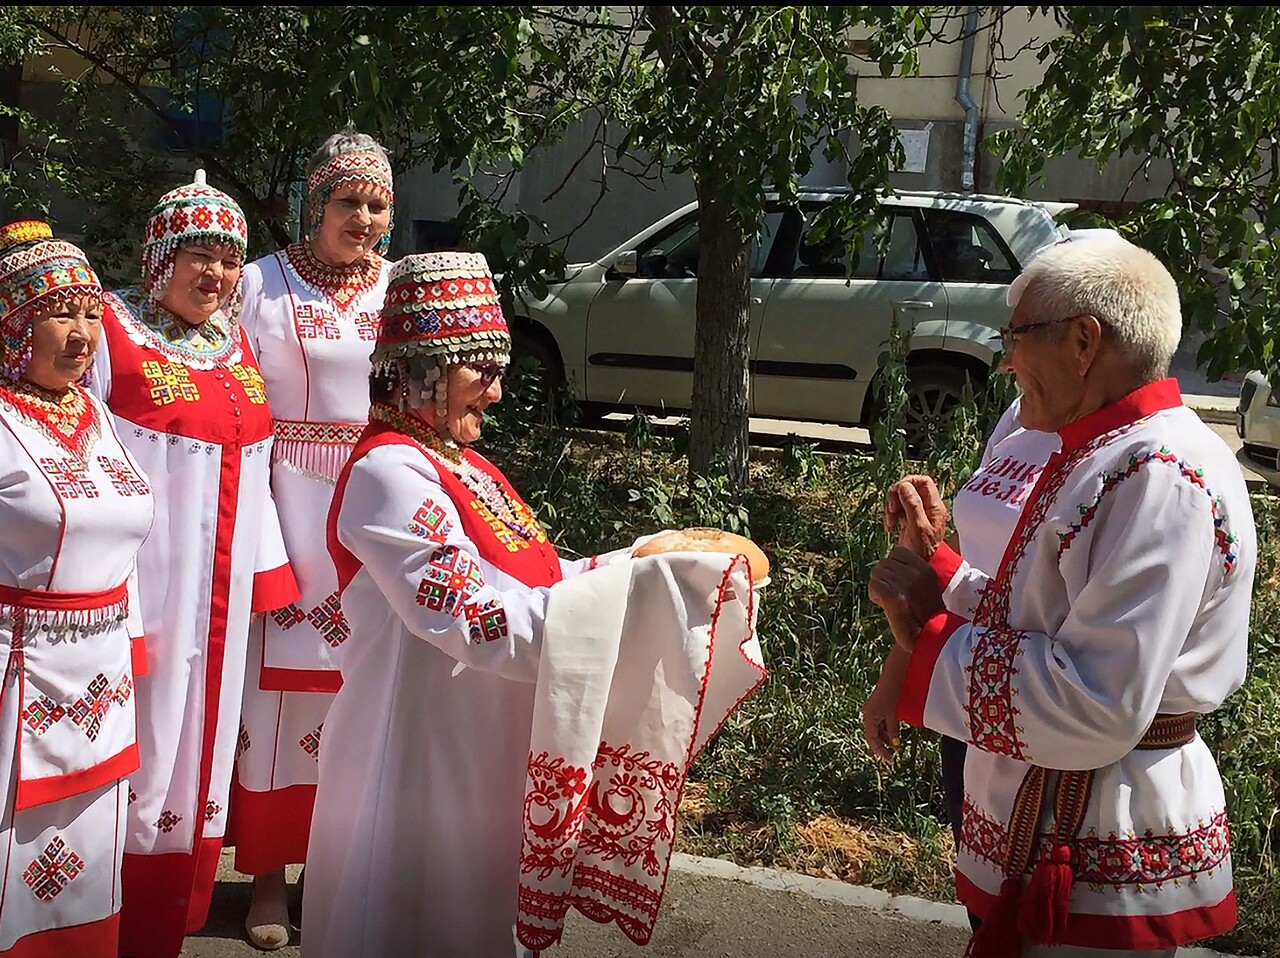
[
  {"xmin": 230, "ymin": 364, "xmax": 268, "ymax": 405},
  {"xmin": 353, "ymin": 310, "xmax": 379, "ymax": 342},
  {"xmin": 465, "ymin": 598, "xmax": 509, "ymax": 645},
  {"xmin": 299, "ymin": 723, "xmax": 323, "ymax": 761},
  {"xmin": 236, "ymin": 721, "xmax": 251, "ymax": 759},
  {"xmin": 966, "ymin": 433, "xmax": 1107, "ymax": 763},
  {"xmin": 23, "ymin": 674, "xmax": 132, "ymax": 741},
  {"xmin": 271, "ymin": 603, "xmax": 306, "ymax": 630},
  {"xmin": 66, "ymin": 674, "xmax": 131, "ymax": 742},
  {"xmin": 205, "ymin": 800, "xmax": 221, "ymax": 822},
  {"xmin": 307, "ymin": 592, "xmax": 349, "ymax": 648},
  {"xmin": 22, "ymin": 837, "xmax": 85, "ymax": 901},
  {"xmin": 38, "ymin": 456, "xmax": 99, "ymax": 499},
  {"xmin": 960, "ymin": 796, "xmax": 1233, "ymax": 888},
  {"xmin": 97, "ymin": 455, "xmax": 150, "ymax": 496},
  {"xmin": 1057, "ymin": 446, "xmax": 1240, "ymax": 574},
  {"xmin": 141, "ymin": 359, "xmax": 200, "ymax": 405},
  {"xmin": 415, "ymin": 546, "xmax": 484, "ymax": 616},
  {"xmin": 294, "ymin": 304, "xmax": 341, "ymax": 341},
  {"xmin": 155, "ymin": 810, "xmax": 182, "ymax": 833},
  {"xmin": 408, "ymin": 500, "xmax": 452, "ymax": 544}
]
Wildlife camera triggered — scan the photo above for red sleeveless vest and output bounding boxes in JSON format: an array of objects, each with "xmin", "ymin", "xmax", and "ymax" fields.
[{"xmin": 328, "ymin": 420, "xmax": 562, "ymax": 594}]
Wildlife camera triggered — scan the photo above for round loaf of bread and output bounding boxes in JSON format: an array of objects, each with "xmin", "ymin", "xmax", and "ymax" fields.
[{"xmin": 633, "ymin": 527, "xmax": 770, "ymax": 584}]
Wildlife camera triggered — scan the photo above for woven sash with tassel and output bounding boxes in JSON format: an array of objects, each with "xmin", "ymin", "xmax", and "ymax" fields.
[{"xmin": 965, "ymin": 712, "xmax": 1198, "ymax": 958}]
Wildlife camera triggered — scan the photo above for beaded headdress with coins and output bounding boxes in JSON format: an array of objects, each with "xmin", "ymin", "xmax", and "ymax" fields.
[
  {"xmin": 141, "ymin": 169, "xmax": 249, "ymax": 307},
  {"xmin": 0, "ymin": 220, "xmax": 102, "ymax": 383},
  {"xmin": 372, "ymin": 251, "xmax": 509, "ymax": 416}
]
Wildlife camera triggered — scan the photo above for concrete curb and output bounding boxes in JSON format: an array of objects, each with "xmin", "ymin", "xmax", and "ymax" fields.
[{"xmin": 668, "ymin": 853, "xmax": 1242, "ymax": 958}]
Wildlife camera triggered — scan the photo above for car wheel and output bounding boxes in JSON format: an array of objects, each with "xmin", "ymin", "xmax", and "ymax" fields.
[
  {"xmin": 903, "ymin": 362, "xmax": 978, "ymax": 454},
  {"xmin": 510, "ymin": 328, "xmax": 562, "ymax": 391}
]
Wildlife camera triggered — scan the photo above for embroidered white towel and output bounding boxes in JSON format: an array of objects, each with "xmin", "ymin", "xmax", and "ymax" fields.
[{"xmin": 515, "ymin": 551, "xmax": 766, "ymax": 950}]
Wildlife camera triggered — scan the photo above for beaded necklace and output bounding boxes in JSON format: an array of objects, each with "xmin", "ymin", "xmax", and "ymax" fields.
[
  {"xmin": 371, "ymin": 403, "xmax": 546, "ymax": 543},
  {"xmin": 283, "ymin": 241, "xmax": 382, "ymax": 314},
  {"xmin": 107, "ymin": 288, "xmax": 240, "ymax": 369},
  {"xmin": 0, "ymin": 379, "xmax": 100, "ymax": 462}
]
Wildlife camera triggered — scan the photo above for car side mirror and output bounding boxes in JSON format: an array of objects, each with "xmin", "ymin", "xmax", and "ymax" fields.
[{"xmin": 612, "ymin": 250, "xmax": 638, "ymax": 277}]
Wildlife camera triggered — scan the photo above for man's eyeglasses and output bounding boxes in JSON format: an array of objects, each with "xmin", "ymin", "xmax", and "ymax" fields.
[
  {"xmin": 998, "ymin": 315, "xmax": 1084, "ymax": 352},
  {"xmin": 467, "ymin": 362, "xmax": 507, "ymax": 386}
]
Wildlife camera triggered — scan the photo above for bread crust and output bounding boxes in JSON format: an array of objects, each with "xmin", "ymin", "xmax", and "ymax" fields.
[{"xmin": 633, "ymin": 527, "xmax": 770, "ymax": 584}]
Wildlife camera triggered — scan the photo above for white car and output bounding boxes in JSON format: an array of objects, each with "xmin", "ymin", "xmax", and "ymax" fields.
[
  {"xmin": 1237, "ymin": 370, "xmax": 1280, "ymax": 487},
  {"xmin": 511, "ymin": 188, "xmax": 1074, "ymax": 442}
]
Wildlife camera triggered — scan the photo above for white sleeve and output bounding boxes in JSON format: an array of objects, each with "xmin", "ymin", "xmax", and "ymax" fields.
[
  {"xmin": 903, "ymin": 458, "xmax": 1247, "ymax": 770},
  {"xmin": 87, "ymin": 325, "xmax": 113, "ymax": 403},
  {"xmin": 938, "ymin": 557, "xmax": 992, "ymax": 621},
  {"xmin": 237, "ymin": 262, "xmax": 265, "ymax": 350},
  {"xmin": 338, "ymin": 445, "xmax": 552, "ymax": 682}
]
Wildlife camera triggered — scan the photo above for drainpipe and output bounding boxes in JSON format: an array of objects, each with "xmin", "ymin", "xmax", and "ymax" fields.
[{"xmin": 955, "ymin": 5, "xmax": 980, "ymax": 191}]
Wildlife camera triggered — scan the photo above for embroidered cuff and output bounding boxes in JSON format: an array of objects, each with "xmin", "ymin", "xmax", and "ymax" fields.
[
  {"xmin": 252, "ymin": 563, "xmax": 302, "ymax": 614},
  {"xmin": 929, "ymin": 542, "xmax": 965, "ymax": 594},
  {"xmin": 896, "ymin": 610, "xmax": 966, "ymax": 728}
]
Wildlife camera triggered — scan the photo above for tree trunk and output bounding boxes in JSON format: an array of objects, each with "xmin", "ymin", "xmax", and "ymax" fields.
[{"xmin": 689, "ymin": 174, "xmax": 751, "ymax": 484}]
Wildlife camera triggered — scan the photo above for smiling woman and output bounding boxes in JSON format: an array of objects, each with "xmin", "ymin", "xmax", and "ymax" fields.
[
  {"xmin": 0, "ymin": 221, "xmax": 154, "ymax": 958},
  {"xmin": 225, "ymin": 130, "xmax": 396, "ymax": 950},
  {"xmin": 89, "ymin": 172, "xmax": 302, "ymax": 958}
]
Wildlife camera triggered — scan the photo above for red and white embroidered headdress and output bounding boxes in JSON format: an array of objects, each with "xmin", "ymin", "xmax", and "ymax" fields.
[
  {"xmin": 0, "ymin": 220, "xmax": 102, "ymax": 382},
  {"xmin": 373, "ymin": 251, "xmax": 509, "ymax": 369},
  {"xmin": 304, "ymin": 147, "xmax": 395, "ymax": 256},
  {"xmin": 141, "ymin": 169, "xmax": 249, "ymax": 303}
]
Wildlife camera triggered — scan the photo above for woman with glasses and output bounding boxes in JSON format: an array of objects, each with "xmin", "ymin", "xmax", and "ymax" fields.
[
  {"xmin": 93, "ymin": 173, "xmax": 300, "ymax": 958},
  {"xmin": 305, "ymin": 251, "xmax": 580, "ymax": 956},
  {"xmin": 225, "ymin": 129, "xmax": 394, "ymax": 950},
  {"xmin": 0, "ymin": 222, "xmax": 153, "ymax": 957}
]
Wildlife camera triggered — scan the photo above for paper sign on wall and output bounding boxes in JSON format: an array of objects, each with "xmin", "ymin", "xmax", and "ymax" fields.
[{"xmin": 894, "ymin": 123, "xmax": 932, "ymax": 174}]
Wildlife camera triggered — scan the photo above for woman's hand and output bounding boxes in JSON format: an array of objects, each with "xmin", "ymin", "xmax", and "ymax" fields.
[
  {"xmin": 884, "ymin": 475, "xmax": 949, "ymax": 559},
  {"xmin": 862, "ymin": 645, "xmax": 911, "ymax": 761},
  {"xmin": 868, "ymin": 546, "xmax": 944, "ymax": 650}
]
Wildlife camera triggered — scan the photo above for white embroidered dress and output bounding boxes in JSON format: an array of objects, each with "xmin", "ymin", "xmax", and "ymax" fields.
[
  {"xmin": 305, "ymin": 425, "xmax": 591, "ymax": 958},
  {"xmin": 0, "ymin": 385, "xmax": 153, "ymax": 957},
  {"xmin": 92, "ymin": 290, "xmax": 297, "ymax": 958},
  {"xmin": 229, "ymin": 245, "xmax": 387, "ymax": 874},
  {"xmin": 898, "ymin": 380, "xmax": 1255, "ymax": 951}
]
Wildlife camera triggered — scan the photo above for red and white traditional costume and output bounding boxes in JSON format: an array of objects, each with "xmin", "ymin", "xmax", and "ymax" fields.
[
  {"xmin": 89, "ymin": 176, "xmax": 299, "ymax": 958},
  {"xmin": 898, "ymin": 380, "xmax": 1255, "ymax": 955},
  {"xmin": 946, "ymin": 398, "xmax": 1060, "ymax": 618},
  {"xmin": 303, "ymin": 253, "xmax": 765, "ymax": 957},
  {"xmin": 229, "ymin": 232, "xmax": 389, "ymax": 875},
  {"xmin": 0, "ymin": 222, "xmax": 154, "ymax": 958}
]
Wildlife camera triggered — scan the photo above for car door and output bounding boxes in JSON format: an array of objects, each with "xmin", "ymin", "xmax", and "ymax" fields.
[
  {"xmin": 583, "ymin": 212, "xmax": 783, "ymax": 412},
  {"xmin": 752, "ymin": 205, "xmax": 949, "ymax": 426},
  {"xmin": 919, "ymin": 207, "xmax": 1018, "ymax": 359}
]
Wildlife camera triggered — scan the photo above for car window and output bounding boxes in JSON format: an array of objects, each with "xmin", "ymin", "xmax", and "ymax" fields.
[
  {"xmin": 922, "ymin": 209, "xmax": 1018, "ymax": 283},
  {"xmin": 633, "ymin": 211, "xmax": 786, "ymax": 279},
  {"xmin": 788, "ymin": 209, "xmax": 928, "ymax": 281}
]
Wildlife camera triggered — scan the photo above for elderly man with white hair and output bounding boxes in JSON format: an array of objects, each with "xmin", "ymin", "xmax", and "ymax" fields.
[{"xmin": 870, "ymin": 234, "xmax": 1256, "ymax": 958}]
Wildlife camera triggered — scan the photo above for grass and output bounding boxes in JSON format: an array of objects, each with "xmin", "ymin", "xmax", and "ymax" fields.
[{"xmin": 478, "ymin": 361, "xmax": 1280, "ymax": 958}]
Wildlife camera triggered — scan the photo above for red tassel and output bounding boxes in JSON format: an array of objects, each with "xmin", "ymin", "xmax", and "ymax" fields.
[
  {"xmin": 1017, "ymin": 843, "xmax": 1073, "ymax": 945},
  {"xmin": 965, "ymin": 877, "xmax": 1024, "ymax": 958}
]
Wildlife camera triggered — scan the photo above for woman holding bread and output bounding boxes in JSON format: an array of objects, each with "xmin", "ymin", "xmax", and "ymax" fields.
[{"xmin": 305, "ymin": 251, "xmax": 767, "ymax": 956}]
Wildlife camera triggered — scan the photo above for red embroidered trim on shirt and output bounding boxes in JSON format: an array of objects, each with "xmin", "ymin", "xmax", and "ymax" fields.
[
  {"xmin": 961, "ymin": 795, "xmax": 1232, "ymax": 888},
  {"xmin": 1057, "ymin": 446, "xmax": 1239, "ymax": 573}
]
